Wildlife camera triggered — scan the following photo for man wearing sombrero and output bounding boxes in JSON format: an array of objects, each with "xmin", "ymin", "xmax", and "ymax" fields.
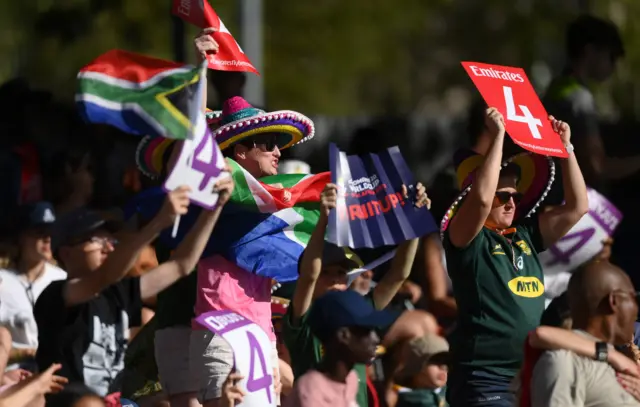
[{"xmin": 441, "ymin": 107, "xmax": 588, "ymax": 407}]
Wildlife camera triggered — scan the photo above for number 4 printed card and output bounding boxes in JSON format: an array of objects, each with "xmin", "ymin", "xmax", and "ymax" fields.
[
  {"xmin": 164, "ymin": 121, "xmax": 228, "ymax": 209},
  {"xmin": 461, "ymin": 61, "xmax": 568, "ymax": 158}
]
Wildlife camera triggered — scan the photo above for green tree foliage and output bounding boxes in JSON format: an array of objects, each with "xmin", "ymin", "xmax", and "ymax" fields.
[{"xmin": 1, "ymin": 0, "xmax": 640, "ymax": 116}]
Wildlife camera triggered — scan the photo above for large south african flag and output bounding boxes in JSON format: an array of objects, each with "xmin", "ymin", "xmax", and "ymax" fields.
[
  {"xmin": 76, "ymin": 49, "xmax": 203, "ymax": 140},
  {"xmin": 127, "ymin": 159, "xmax": 331, "ymax": 282}
]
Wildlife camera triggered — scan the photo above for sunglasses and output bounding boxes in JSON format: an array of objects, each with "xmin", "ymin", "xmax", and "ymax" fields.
[
  {"xmin": 495, "ymin": 191, "xmax": 523, "ymax": 206},
  {"xmin": 242, "ymin": 135, "xmax": 279, "ymax": 152}
]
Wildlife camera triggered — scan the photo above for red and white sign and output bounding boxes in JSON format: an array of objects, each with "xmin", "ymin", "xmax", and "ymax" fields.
[
  {"xmin": 172, "ymin": 0, "xmax": 259, "ymax": 75},
  {"xmin": 461, "ymin": 61, "xmax": 567, "ymax": 158}
]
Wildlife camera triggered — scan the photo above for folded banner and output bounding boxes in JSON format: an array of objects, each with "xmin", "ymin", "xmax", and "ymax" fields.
[
  {"xmin": 76, "ymin": 50, "xmax": 202, "ymax": 140},
  {"xmin": 539, "ymin": 187, "xmax": 622, "ymax": 302},
  {"xmin": 172, "ymin": 0, "xmax": 259, "ymax": 75},
  {"xmin": 327, "ymin": 143, "xmax": 437, "ymax": 248},
  {"xmin": 127, "ymin": 161, "xmax": 330, "ymax": 282}
]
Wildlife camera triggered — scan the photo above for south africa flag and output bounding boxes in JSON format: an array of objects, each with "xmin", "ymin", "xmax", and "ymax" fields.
[{"xmin": 76, "ymin": 49, "xmax": 202, "ymax": 140}]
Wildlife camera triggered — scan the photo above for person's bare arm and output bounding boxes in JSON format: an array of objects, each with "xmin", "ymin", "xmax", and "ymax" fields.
[
  {"xmin": 139, "ymin": 175, "xmax": 234, "ymax": 301},
  {"xmin": 423, "ymin": 234, "xmax": 457, "ymax": 318},
  {"xmin": 194, "ymin": 27, "xmax": 218, "ymax": 111},
  {"xmin": 538, "ymin": 118, "xmax": 589, "ymax": 248},
  {"xmin": 448, "ymin": 108, "xmax": 505, "ymax": 248},
  {"xmin": 529, "ymin": 326, "xmax": 639, "ymax": 375},
  {"xmin": 0, "ymin": 364, "xmax": 67, "ymax": 407},
  {"xmin": 373, "ymin": 184, "xmax": 430, "ymax": 309},
  {"xmin": 62, "ymin": 187, "xmax": 189, "ymax": 307},
  {"xmin": 290, "ymin": 184, "xmax": 336, "ymax": 323}
]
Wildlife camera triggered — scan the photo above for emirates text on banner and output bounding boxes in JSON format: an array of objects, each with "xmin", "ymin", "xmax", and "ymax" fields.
[
  {"xmin": 327, "ymin": 143, "xmax": 437, "ymax": 249},
  {"xmin": 197, "ymin": 310, "xmax": 276, "ymax": 407},
  {"xmin": 76, "ymin": 50, "xmax": 201, "ymax": 140},
  {"xmin": 461, "ymin": 61, "xmax": 568, "ymax": 158},
  {"xmin": 172, "ymin": 0, "xmax": 259, "ymax": 75}
]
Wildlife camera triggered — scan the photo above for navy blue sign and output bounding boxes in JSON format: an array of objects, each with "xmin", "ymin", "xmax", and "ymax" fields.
[{"xmin": 327, "ymin": 143, "xmax": 437, "ymax": 248}]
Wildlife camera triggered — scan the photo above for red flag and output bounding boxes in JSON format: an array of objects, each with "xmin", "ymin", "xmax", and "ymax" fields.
[{"xmin": 172, "ymin": 0, "xmax": 259, "ymax": 75}]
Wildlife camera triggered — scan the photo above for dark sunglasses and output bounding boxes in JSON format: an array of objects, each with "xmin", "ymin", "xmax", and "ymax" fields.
[
  {"xmin": 243, "ymin": 135, "xmax": 279, "ymax": 152},
  {"xmin": 495, "ymin": 191, "xmax": 523, "ymax": 205}
]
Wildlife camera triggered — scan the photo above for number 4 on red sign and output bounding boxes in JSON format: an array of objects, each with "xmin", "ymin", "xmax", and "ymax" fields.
[{"xmin": 503, "ymin": 86, "xmax": 542, "ymax": 139}]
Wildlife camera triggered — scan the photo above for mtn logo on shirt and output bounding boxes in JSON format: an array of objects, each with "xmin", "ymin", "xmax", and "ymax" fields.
[
  {"xmin": 508, "ymin": 276, "xmax": 544, "ymax": 298},
  {"xmin": 491, "ymin": 244, "xmax": 505, "ymax": 256}
]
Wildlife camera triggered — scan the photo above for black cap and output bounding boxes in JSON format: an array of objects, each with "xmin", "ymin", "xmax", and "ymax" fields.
[
  {"xmin": 54, "ymin": 209, "xmax": 121, "ymax": 247},
  {"xmin": 17, "ymin": 202, "xmax": 56, "ymax": 233},
  {"xmin": 566, "ymin": 15, "xmax": 624, "ymax": 59}
]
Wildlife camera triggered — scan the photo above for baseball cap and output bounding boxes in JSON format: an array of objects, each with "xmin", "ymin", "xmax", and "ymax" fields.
[
  {"xmin": 398, "ymin": 334, "xmax": 450, "ymax": 379},
  {"xmin": 307, "ymin": 290, "xmax": 398, "ymax": 343},
  {"xmin": 17, "ymin": 202, "xmax": 56, "ymax": 233},
  {"xmin": 54, "ymin": 208, "xmax": 121, "ymax": 247}
]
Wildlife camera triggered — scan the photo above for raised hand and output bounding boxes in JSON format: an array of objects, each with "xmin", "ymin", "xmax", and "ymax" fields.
[
  {"xmin": 194, "ymin": 27, "xmax": 220, "ymax": 63},
  {"xmin": 159, "ymin": 186, "xmax": 191, "ymax": 227},
  {"xmin": 320, "ymin": 183, "xmax": 338, "ymax": 217},
  {"xmin": 401, "ymin": 182, "xmax": 431, "ymax": 209},
  {"xmin": 549, "ymin": 115, "xmax": 571, "ymax": 145},
  {"xmin": 485, "ymin": 107, "xmax": 506, "ymax": 137}
]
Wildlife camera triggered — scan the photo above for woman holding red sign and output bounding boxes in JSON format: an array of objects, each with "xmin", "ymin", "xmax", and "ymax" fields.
[{"xmin": 440, "ymin": 108, "xmax": 588, "ymax": 407}]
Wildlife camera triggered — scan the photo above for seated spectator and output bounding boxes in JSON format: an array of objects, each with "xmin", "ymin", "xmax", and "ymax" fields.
[
  {"xmin": 394, "ymin": 334, "xmax": 449, "ymax": 407},
  {"xmin": 34, "ymin": 179, "xmax": 233, "ymax": 397},
  {"xmin": 0, "ymin": 202, "xmax": 65, "ymax": 371},
  {"xmin": 285, "ymin": 183, "xmax": 435, "ymax": 407},
  {"xmin": 285, "ymin": 290, "xmax": 397, "ymax": 407},
  {"xmin": 530, "ymin": 261, "xmax": 640, "ymax": 406}
]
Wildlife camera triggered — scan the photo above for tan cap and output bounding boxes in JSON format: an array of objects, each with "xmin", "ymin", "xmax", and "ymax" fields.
[{"xmin": 399, "ymin": 334, "xmax": 450, "ymax": 378}]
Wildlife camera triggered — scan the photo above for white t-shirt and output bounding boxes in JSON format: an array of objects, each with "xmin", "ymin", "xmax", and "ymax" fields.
[{"xmin": 0, "ymin": 263, "xmax": 66, "ymax": 348}]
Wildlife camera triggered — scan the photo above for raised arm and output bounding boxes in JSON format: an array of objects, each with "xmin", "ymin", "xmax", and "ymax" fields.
[
  {"xmin": 373, "ymin": 184, "xmax": 430, "ymax": 309},
  {"xmin": 538, "ymin": 117, "xmax": 589, "ymax": 248},
  {"xmin": 449, "ymin": 108, "xmax": 506, "ymax": 248},
  {"xmin": 140, "ymin": 174, "xmax": 234, "ymax": 301},
  {"xmin": 423, "ymin": 234, "xmax": 457, "ymax": 318},
  {"xmin": 290, "ymin": 184, "xmax": 336, "ymax": 323},
  {"xmin": 63, "ymin": 187, "xmax": 189, "ymax": 307}
]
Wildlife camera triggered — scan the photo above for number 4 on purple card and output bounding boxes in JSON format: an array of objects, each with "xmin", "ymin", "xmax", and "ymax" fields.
[
  {"xmin": 245, "ymin": 331, "xmax": 273, "ymax": 403},
  {"xmin": 546, "ymin": 227, "xmax": 596, "ymax": 266},
  {"xmin": 191, "ymin": 128, "xmax": 221, "ymax": 191}
]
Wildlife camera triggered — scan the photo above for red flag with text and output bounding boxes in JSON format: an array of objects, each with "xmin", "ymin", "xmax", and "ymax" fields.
[
  {"xmin": 461, "ymin": 61, "xmax": 567, "ymax": 158},
  {"xmin": 172, "ymin": 0, "xmax": 259, "ymax": 75}
]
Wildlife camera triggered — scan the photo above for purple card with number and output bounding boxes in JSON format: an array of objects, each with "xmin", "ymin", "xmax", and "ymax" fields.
[
  {"xmin": 196, "ymin": 310, "xmax": 276, "ymax": 406},
  {"xmin": 164, "ymin": 125, "xmax": 226, "ymax": 210}
]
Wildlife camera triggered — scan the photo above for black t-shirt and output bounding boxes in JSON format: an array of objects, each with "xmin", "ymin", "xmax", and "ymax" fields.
[{"xmin": 34, "ymin": 277, "xmax": 142, "ymax": 397}]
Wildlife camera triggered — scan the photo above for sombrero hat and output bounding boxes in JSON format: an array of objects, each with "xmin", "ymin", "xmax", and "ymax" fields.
[
  {"xmin": 440, "ymin": 149, "xmax": 555, "ymax": 238},
  {"xmin": 212, "ymin": 96, "xmax": 315, "ymax": 151},
  {"xmin": 135, "ymin": 108, "xmax": 223, "ymax": 179}
]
